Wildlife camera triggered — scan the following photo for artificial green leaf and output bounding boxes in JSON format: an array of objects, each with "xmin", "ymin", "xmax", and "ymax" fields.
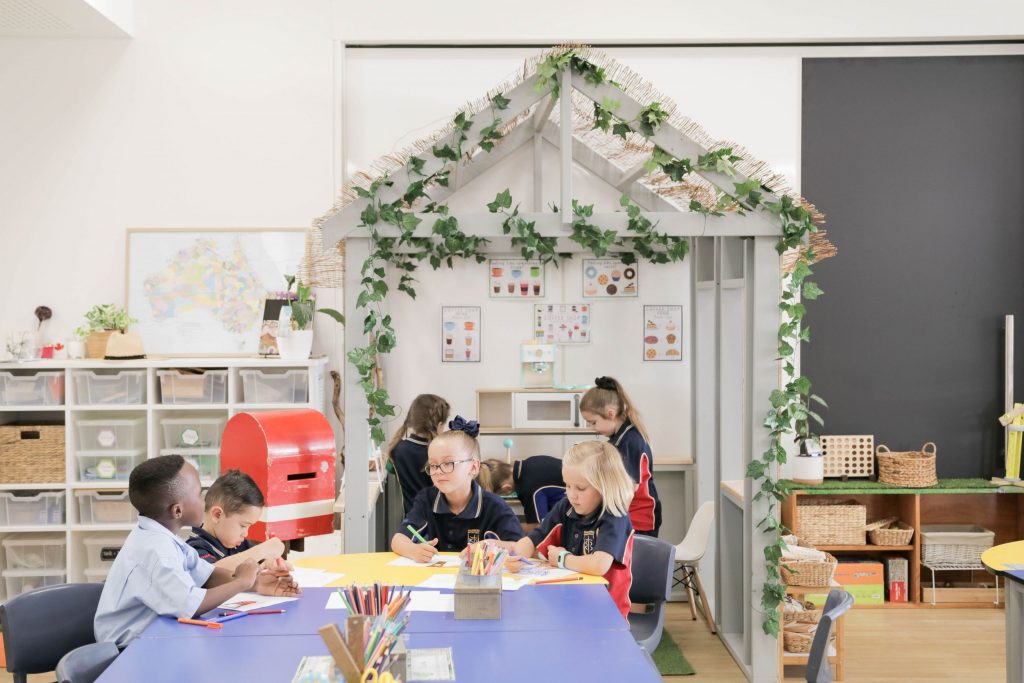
[{"xmin": 491, "ymin": 93, "xmax": 510, "ymax": 110}]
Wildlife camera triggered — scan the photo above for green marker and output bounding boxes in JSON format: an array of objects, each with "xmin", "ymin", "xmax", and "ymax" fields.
[{"xmin": 407, "ymin": 524, "xmax": 430, "ymax": 544}]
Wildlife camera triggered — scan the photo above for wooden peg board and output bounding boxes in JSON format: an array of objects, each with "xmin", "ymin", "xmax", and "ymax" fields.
[{"xmin": 820, "ymin": 435, "xmax": 874, "ymax": 478}]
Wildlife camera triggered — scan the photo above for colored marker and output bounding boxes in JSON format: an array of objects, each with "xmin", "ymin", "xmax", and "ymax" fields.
[
  {"xmin": 406, "ymin": 524, "xmax": 430, "ymax": 544},
  {"xmin": 248, "ymin": 609, "xmax": 286, "ymax": 615},
  {"xmin": 211, "ymin": 612, "xmax": 249, "ymax": 624},
  {"xmin": 533, "ymin": 575, "xmax": 585, "ymax": 585},
  {"xmin": 177, "ymin": 617, "xmax": 223, "ymax": 629}
]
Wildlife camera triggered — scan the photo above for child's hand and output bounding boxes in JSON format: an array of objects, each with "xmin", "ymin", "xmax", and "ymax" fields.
[
  {"xmin": 256, "ymin": 569, "xmax": 302, "ymax": 597},
  {"xmin": 504, "ymin": 556, "xmax": 524, "ymax": 573},
  {"xmin": 233, "ymin": 558, "xmax": 259, "ymax": 590},
  {"xmin": 261, "ymin": 536, "xmax": 286, "ymax": 561},
  {"xmin": 409, "ymin": 537, "xmax": 439, "ymax": 563},
  {"xmin": 267, "ymin": 556, "xmax": 294, "ymax": 575},
  {"xmin": 544, "ymin": 545, "xmax": 566, "ymax": 567}
]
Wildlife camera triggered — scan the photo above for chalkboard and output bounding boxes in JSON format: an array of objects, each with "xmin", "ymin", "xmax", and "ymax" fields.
[{"xmin": 801, "ymin": 56, "xmax": 1024, "ymax": 479}]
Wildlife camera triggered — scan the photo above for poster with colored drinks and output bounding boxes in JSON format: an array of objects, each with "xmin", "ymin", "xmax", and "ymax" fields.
[
  {"xmin": 441, "ymin": 306, "xmax": 481, "ymax": 362},
  {"xmin": 489, "ymin": 259, "xmax": 544, "ymax": 298},
  {"xmin": 643, "ymin": 305, "xmax": 682, "ymax": 361},
  {"xmin": 534, "ymin": 304, "xmax": 591, "ymax": 344},
  {"xmin": 582, "ymin": 258, "xmax": 637, "ymax": 298}
]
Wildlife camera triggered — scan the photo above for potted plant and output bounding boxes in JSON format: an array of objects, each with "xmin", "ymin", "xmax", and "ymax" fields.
[
  {"xmin": 276, "ymin": 275, "xmax": 344, "ymax": 360},
  {"xmin": 75, "ymin": 304, "xmax": 138, "ymax": 359}
]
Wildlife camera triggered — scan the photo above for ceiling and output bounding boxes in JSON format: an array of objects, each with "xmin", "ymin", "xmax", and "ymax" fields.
[{"xmin": 0, "ymin": 0, "xmax": 131, "ymax": 37}]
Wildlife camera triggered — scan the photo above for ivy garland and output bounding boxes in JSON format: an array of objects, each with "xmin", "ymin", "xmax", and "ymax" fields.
[{"xmin": 345, "ymin": 48, "xmax": 823, "ymax": 637}]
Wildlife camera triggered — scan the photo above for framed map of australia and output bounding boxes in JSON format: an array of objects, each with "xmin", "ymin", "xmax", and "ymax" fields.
[{"xmin": 126, "ymin": 229, "xmax": 307, "ymax": 355}]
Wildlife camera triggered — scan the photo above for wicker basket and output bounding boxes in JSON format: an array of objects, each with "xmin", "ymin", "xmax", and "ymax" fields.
[
  {"xmin": 0, "ymin": 424, "xmax": 65, "ymax": 483},
  {"xmin": 783, "ymin": 603, "xmax": 823, "ymax": 625},
  {"xmin": 781, "ymin": 552, "xmax": 838, "ymax": 587},
  {"xmin": 784, "ymin": 622, "xmax": 835, "ymax": 653},
  {"xmin": 866, "ymin": 517, "xmax": 915, "ymax": 546},
  {"xmin": 796, "ymin": 499, "xmax": 867, "ymax": 546},
  {"xmin": 921, "ymin": 524, "xmax": 994, "ymax": 566},
  {"xmin": 876, "ymin": 442, "xmax": 938, "ymax": 488}
]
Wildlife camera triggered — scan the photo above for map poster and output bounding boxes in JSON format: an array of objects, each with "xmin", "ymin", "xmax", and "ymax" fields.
[
  {"xmin": 643, "ymin": 305, "xmax": 683, "ymax": 361},
  {"xmin": 441, "ymin": 306, "xmax": 481, "ymax": 362},
  {"xmin": 582, "ymin": 258, "xmax": 637, "ymax": 298},
  {"xmin": 534, "ymin": 304, "xmax": 591, "ymax": 344},
  {"xmin": 126, "ymin": 229, "xmax": 307, "ymax": 355}
]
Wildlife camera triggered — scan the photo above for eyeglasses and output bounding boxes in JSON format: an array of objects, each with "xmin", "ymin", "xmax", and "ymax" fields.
[{"xmin": 423, "ymin": 459, "xmax": 474, "ymax": 475}]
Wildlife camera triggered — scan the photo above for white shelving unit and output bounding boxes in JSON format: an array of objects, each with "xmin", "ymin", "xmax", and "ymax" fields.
[{"xmin": 0, "ymin": 357, "xmax": 328, "ymax": 599}]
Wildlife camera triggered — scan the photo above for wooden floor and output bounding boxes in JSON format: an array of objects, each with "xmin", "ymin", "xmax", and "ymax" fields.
[{"xmin": 2, "ymin": 604, "xmax": 1007, "ymax": 682}]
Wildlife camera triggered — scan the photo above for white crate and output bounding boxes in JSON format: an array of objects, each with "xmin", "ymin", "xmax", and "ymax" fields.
[
  {"xmin": 84, "ymin": 567, "xmax": 109, "ymax": 584},
  {"xmin": 2, "ymin": 534, "xmax": 66, "ymax": 569},
  {"xmin": 157, "ymin": 370, "xmax": 227, "ymax": 404},
  {"xmin": 921, "ymin": 524, "xmax": 995, "ymax": 566},
  {"xmin": 75, "ymin": 490, "xmax": 138, "ymax": 525},
  {"xmin": 73, "ymin": 370, "xmax": 145, "ymax": 405},
  {"xmin": 240, "ymin": 369, "xmax": 309, "ymax": 404},
  {"xmin": 0, "ymin": 371, "xmax": 65, "ymax": 406},
  {"xmin": 161, "ymin": 449, "xmax": 220, "ymax": 484},
  {"xmin": 83, "ymin": 534, "xmax": 128, "ymax": 570},
  {"xmin": 76, "ymin": 416, "xmax": 146, "ymax": 451},
  {"xmin": 0, "ymin": 491, "xmax": 65, "ymax": 527},
  {"xmin": 77, "ymin": 449, "xmax": 146, "ymax": 482},
  {"xmin": 3, "ymin": 569, "xmax": 66, "ymax": 598},
  {"xmin": 159, "ymin": 416, "xmax": 226, "ymax": 449}
]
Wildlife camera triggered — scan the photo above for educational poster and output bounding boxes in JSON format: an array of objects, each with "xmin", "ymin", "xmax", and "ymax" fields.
[
  {"xmin": 583, "ymin": 258, "xmax": 637, "ymax": 298},
  {"xmin": 489, "ymin": 259, "xmax": 544, "ymax": 298},
  {"xmin": 441, "ymin": 306, "xmax": 481, "ymax": 362},
  {"xmin": 534, "ymin": 304, "xmax": 591, "ymax": 344},
  {"xmin": 643, "ymin": 305, "xmax": 682, "ymax": 361}
]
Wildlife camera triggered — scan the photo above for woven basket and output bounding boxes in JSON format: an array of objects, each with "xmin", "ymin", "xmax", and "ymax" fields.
[
  {"xmin": 876, "ymin": 442, "xmax": 938, "ymax": 488},
  {"xmin": 866, "ymin": 517, "xmax": 914, "ymax": 545},
  {"xmin": 921, "ymin": 524, "xmax": 994, "ymax": 565},
  {"xmin": 0, "ymin": 424, "xmax": 65, "ymax": 483},
  {"xmin": 796, "ymin": 499, "xmax": 867, "ymax": 546},
  {"xmin": 783, "ymin": 605, "xmax": 822, "ymax": 625},
  {"xmin": 784, "ymin": 622, "xmax": 835, "ymax": 653},
  {"xmin": 781, "ymin": 552, "xmax": 838, "ymax": 587}
]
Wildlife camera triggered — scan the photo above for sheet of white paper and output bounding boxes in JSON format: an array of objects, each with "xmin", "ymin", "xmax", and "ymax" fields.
[
  {"xmin": 406, "ymin": 647, "xmax": 456, "ymax": 681},
  {"xmin": 218, "ymin": 592, "xmax": 297, "ymax": 611},
  {"xmin": 500, "ymin": 575, "xmax": 533, "ymax": 591},
  {"xmin": 387, "ymin": 554, "xmax": 462, "ymax": 568},
  {"xmin": 407, "ymin": 590, "xmax": 455, "ymax": 612},
  {"xmin": 290, "ymin": 568, "xmax": 344, "ymax": 588},
  {"xmin": 324, "ymin": 591, "xmax": 347, "ymax": 610},
  {"xmin": 514, "ymin": 564, "xmax": 579, "ymax": 580},
  {"xmin": 416, "ymin": 574, "xmax": 457, "ymax": 589}
]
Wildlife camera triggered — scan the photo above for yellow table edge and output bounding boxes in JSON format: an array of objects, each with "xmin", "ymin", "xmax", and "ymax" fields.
[{"xmin": 981, "ymin": 540, "xmax": 1024, "ymax": 574}]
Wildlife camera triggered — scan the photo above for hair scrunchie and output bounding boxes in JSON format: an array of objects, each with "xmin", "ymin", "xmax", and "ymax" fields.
[
  {"xmin": 448, "ymin": 415, "xmax": 480, "ymax": 438},
  {"xmin": 594, "ymin": 376, "xmax": 617, "ymax": 391}
]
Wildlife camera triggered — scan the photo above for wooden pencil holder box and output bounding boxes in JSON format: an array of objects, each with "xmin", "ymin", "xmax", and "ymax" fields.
[{"xmin": 454, "ymin": 572, "xmax": 501, "ymax": 620}]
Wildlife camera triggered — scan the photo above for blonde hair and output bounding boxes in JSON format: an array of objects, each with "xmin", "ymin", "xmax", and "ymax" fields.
[
  {"xmin": 479, "ymin": 459, "xmax": 514, "ymax": 493},
  {"xmin": 429, "ymin": 430, "xmax": 480, "ymax": 461},
  {"xmin": 385, "ymin": 394, "xmax": 450, "ymax": 464},
  {"xmin": 580, "ymin": 376, "xmax": 651, "ymax": 443},
  {"xmin": 563, "ymin": 441, "xmax": 634, "ymax": 517}
]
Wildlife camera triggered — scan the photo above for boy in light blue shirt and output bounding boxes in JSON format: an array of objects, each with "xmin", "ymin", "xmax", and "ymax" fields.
[{"xmin": 94, "ymin": 455, "xmax": 290, "ymax": 647}]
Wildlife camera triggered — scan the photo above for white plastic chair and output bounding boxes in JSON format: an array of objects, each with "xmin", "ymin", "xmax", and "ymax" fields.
[{"xmin": 673, "ymin": 500, "xmax": 716, "ymax": 633}]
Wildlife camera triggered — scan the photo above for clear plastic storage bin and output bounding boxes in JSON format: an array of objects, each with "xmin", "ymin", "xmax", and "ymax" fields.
[
  {"xmin": 84, "ymin": 535, "xmax": 128, "ymax": 570},
  {"xmin": 162, "ymin": 449, "xmax": 220, "ymax": 483},
  {"xmin": 160, "ymin": 416, "xmax": 226, "ymax": 449},
  {"xmin": 0, "ymin": 371, "xmax": 65, "ymax": 406},
  {"xmin": 73, "ymin": 370, "xmax": 145, "ymax": 405},
  {"xmin": 0, "ymin": 491, "xmax": 65, "ymax": 526},
  {"xmin": 2, "ymin": 534, "xmax": 66, "ymax": 569},
  {"xmin": 75, "ymin": 490, "xmax": 138, "ymax": 525},
  {"xmin": 76, "ymin": 416, "xmax": 146, "ymax": 451},
  {"xmin": 3, "ymin": 569, "xmax": 66, "ymax": 598},
  {"xmin": 84, "ymin": 567, "xmax": 109, "ymax": 584},
  {"xmin": 77, "ymin": 449, "xmax": 146, "ymax": 482},
  {"xmin": 240, "ymin": 369, "xmax": 309, "ymax": 404},
  {"xmin": 157, "ymin": 370, "xmax": 227, "ymax": 404}
]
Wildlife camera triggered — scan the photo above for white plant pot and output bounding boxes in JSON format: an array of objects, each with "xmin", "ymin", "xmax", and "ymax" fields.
[
  {"xmin": 278, "ymin": 330, "xmax": 314, "ymax": 360},
  {"xmin": 67, "ymin": 340, "xmax": 86, "ymax": 359}
]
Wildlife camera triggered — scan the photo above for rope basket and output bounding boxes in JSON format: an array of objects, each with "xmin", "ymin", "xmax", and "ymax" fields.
[
  {"xmin": 0, "ymin": 424, "xmax": 65, "ymax": 483},
  {"xmin": 876, "ymin": 442, "xmax": 938, "ymax": 488},
  {"xmin": 866, "ymin": 517, "xmax": 915, "ymax": 546},
  {"xmin": 781, "ymin": 552, "xmax": 838, "ymax": 587},
  {"xmin": 796, "ymin": 499, "xmax": 867, "ymax": 546},
  {"xmin": 784, "ymin": 622, "xmax": 835, "ymax": 653},
  {"xmin": 783, "ymin": 603, "xmax": 822, "ymax": 625}
]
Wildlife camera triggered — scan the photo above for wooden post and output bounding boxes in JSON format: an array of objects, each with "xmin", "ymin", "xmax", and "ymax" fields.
[{"xmin": 318, "ymin": 623, "xmax": 362, "ymax": 683}]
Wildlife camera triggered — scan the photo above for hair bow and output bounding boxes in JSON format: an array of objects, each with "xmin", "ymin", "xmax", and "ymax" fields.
[
  {"xmin": 448, "ymin": 415, "xmax": 480, "ymax": 438},
  {"xmin": 595, "ymin": 376, "xmax": 616, "ymax": 391}
]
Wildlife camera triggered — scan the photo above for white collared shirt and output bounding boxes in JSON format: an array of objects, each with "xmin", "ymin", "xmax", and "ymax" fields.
[{"xmin": 94, "ymin": 516, "xmax": 215, "ymax": 647}]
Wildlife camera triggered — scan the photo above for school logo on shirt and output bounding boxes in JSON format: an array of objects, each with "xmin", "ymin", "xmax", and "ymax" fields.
[
  {"xmin": 467, "ymin": 529, "xmax": 481, "ymax": 544},
  {"xmin": 582, "ymin": 529, "xmax": 596, "ymax": 555}
]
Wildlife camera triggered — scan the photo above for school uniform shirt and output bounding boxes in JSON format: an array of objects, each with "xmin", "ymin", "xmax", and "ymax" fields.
[
  {"xmin": 186, "ymin": 524, "xmax": 254, "ymax": 564},
  {"xmin": 527, "ymin": 497, "xmax": 635, "ymax": 619},
  {"xmin": 94, "ymin": 516, "xmax": 215, "ymax": 647},
  {"xmin": 611, "ymin": 421, "xmax": 661, "ymax": 535},
  {"xmin": 397, "ymin": 481, "xmax": 524, "ymax": 551},
  {"xmin": 391, "ymin": 434, "xmax": 433, "ymax": 514},
  {"xmin": 513, "ymin": 455, "xmax": 566, "ymax": 524}
]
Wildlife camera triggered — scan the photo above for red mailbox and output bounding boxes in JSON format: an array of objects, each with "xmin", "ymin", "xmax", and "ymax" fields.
[{"xmin": 220, "ymin": 409, "xmax": 336, "ymax": 542}]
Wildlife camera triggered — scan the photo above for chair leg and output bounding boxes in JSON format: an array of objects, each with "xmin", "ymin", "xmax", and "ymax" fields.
[
  {"xmin": 691, "ymin": 566, "xmax": 717, "ymax": 634},
  {"xmin": 683, "ymin": 568, "xmax": 698, "ymax": 621}
]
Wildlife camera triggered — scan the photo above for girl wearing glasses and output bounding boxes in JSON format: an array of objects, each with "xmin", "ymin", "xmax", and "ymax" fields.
[
  {"xmin": 385, "ymin": 394, "xmax": 451, "ymax": 514},
  {"xmin": 391, "ymin": 417, "xmax": 524, "ymax": 563}
]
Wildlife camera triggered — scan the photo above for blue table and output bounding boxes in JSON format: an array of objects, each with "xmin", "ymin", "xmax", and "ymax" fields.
[
  {"xmin": 139, "ymin": 585, "xmax": 627, "ymax": 639},
  {"xmin": 98, "ymin": 629, "xmax": 661, "ymax": 682}
]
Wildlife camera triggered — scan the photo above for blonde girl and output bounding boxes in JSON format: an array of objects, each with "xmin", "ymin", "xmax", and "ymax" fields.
[
  {"xmin": 386, "ymin": 394, "xmax": 450, "ymax": 514},
  {"xmin": 511, "ymin": 441, "xmax": 636, "ymax": 619}
]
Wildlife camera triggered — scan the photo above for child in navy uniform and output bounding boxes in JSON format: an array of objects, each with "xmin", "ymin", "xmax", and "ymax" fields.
[
  {"xmin": 580, "ymin": 376, "xmax": 661, "ymax": 537},
  {"xmin": 392, "ymin": 417, "xmax": 524, "ymax": 563},
  {"xmin": 511, "ymin": 441, "xmax": 635, "ymax": 619},
  {"xmin": 480, "ymin": 455, "xmax": 565, "ymax": 525},
  {"xmin": 386, "ymin": 394, "xmax": 450, "ymax": 514}
]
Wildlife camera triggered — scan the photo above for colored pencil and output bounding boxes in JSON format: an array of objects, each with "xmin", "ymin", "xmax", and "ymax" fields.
[
  {"xmin": 211, "ymin": 611, "xmax": 249, "ymax": 624},
  {"xmin": 406, "ymin": 524, "xmax": 430, "ymax": 544},
  {"xmin": 177, "ymin": 617, "xmax": 223, "ymax": 629},
  {"xmin": 533, "ymin": 575, "xmax": 585, "ymax": 585},
  {"xmin": 247, "ymin": 609, "xmax": 286, "ymax": 615}
]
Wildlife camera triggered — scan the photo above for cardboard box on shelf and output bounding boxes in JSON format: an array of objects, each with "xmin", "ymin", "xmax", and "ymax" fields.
[
  {"xmin": 885, "ymin": 556, "xmax": 909, "ymax": 603},
  {"xmin": 921, "ymin": 583, "xmax": 1002, "ymax": 604},
  {"xmin": 806, "ymin": 583, "xmax": 885, "ymax": 606},
  {"xmin": 834, "ymin": 560, "xmax": 884, "ymax": 585}
]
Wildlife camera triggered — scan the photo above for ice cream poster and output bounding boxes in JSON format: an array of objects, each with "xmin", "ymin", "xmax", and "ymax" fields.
[
  {"xmin": 441, "ymin": 306, "xmax": 481, "ymax": 362},
  {"xmin": 534, "ymin": 304, "xmax": 591, "ymax": 344},
  {"xmin": 643, "ymin": 305, "xmax": 682, "ymax": 361},
  {"xmin": 489, "ymin": 259, "xmax": 544, "ymax": 299},
  {"xmin": 582, "ymin": 258, "xmax": 637, "ymax": 298}
]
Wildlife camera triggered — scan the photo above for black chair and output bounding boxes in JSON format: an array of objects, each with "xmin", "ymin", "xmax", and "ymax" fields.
[
  {"xmin": 0, "ymin": 582, "xmax": 104, "ymax": 683},
  {"xmin": 804, "ymin": 589, "xmax": 854, "ymax": 683},
  {"xmin": 532, "ymin": 485, "xmax": 566, "ymax": 522},
  {"xmin": 56, "ymin": 642, "xmax": 120, "ymax": 683},
  {"xmin": 627, "ymin": 534, "xmax": 676, "ymax": 653}
]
